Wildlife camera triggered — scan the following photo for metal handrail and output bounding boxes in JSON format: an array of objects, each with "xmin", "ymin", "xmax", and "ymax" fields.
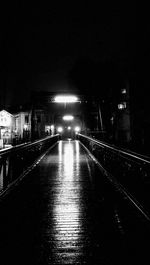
[
  {"xmin": 78, "ymin": 133, "xmax": 150, "ymax": 165},
  {"xmin": 78, "ymin": 133, "xmax": 150, "ymax": 220},
  {"xmin": 0, "ymin": 134, "xmax": 59, "ymax": 156},
  {"xmin": 0, "ymin": 134, "xmax": 59, "ymax": 196}
]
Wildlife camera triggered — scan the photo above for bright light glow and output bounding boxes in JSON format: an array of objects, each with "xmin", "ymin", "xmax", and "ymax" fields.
[
  {"xmin": 50, "ymin": 125, "xmax": 54, "ymax": 129},
  {"xmin": 52, "ymin": 141, "xmax": 81, "ymax": 255},
  {"xmin": 121, "ymin": 88, "xmax": 126, "ymax": 94},
  {"xmin": 57, "ymin": 126, "xmax": 63, "ymax": 133},
  {"xmin": 24, "ymin": 124, "xmax": 28, "ymax": 130},
  {"xmin": 63, "ymin": 115, "xmax": 74, "ymax": 121},
  {"xmin": 74, "ymin": 126, "xmax": 81, "ymax": 132},
  {"xmin": 68, "ymin": 126, "xmax": 71, "ymax": 130},
  {"xmin": 54, "ymin": 95, "xmax": 78, "ymax": 103},
  {"xmin": 118, "ymin": 102, "xmax": 126, "ymax": 110}
]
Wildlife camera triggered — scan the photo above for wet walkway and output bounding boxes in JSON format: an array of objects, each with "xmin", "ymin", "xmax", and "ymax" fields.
[{"xmin": 0, "ymin": 140, "xmax": 150, "ymax": 265}]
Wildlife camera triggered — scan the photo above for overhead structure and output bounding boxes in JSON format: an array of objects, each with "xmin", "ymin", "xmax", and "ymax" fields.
[
  {"xmin": 54, "ymin": 95, "xmax": 78, "ymax": 103},
  {"xmin": 63, "ymin": 115, "xmax": 74, "ymax": 121}
]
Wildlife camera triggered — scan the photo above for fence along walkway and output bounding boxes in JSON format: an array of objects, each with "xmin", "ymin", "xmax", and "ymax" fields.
[{"xmin": 0, "ymin": 140, "xmax": 150, "ymax": 265}]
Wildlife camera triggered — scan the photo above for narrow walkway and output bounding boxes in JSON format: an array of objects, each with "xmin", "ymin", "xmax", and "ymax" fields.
[{"xmin": 0, "ymin": 140, "xmax": 150, "ymax": 265}]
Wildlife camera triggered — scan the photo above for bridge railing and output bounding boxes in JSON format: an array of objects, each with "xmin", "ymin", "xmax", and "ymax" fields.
[
  {"xmin": 78, "ymin": 133, "xmax": 150, "ymax": 213},
  {"xmin": 0, "ymin": 134, "xmax": 59, "ymax": 196}
]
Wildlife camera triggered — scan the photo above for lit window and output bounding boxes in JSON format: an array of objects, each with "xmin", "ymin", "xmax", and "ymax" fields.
[
  {"xmin": 121, "ymin": 89, "xmax": 126, "ymax": 94},
  {"xmin": 118, "ymin": 102, "xmax": 127, "ymax": 109}
]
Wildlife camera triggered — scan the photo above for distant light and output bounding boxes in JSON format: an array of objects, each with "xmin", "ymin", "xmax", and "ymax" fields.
[
  {"xmin": 118, "ymin": 102, "xmax": 126, "ymax": 110},
  {"xmin": 50, "ymin": 125, "xmax": 54, "ymax": 129},
  {"xmin": 24, "ymin": 124, "xmax": 28, "ymax": 130},
  {"xmin": 63, "ymin": 115, "xmax": 74, "ymax": 121},
  {"xmin": 57, "ymin": 126, "xmax": 63, "ymax": 133},
  {"xmin": 54, "ymin": 95, "xmax": 78, "ymax": 103},
  {"xmin": 68, "ymin": 126, "xmax": 71, "ymax": 130},
  {"xmin": 121, "ymin": 89, "xmax": 126, "ymax": 94},
  {"xmin": 74, "ymin": 126, "xmax": 81, "ymax": 132}
]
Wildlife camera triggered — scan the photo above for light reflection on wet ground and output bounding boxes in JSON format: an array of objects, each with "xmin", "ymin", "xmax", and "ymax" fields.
[
  {"xmin": 51, "ymin": 141, "xmax": 85, "ymax": 264},
  {"xmin": 40, "ymin": 140, "xmax": 92, "ymax": 264},
  {"xmin": 0, "ymin": 140, "xmax": 150, "ymax": 265}
]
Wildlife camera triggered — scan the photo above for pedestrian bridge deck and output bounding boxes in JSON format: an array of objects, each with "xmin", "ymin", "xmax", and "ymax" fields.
[{"xmin": 0, "ymin": 140, "xmax": 150, "ymax": 265}]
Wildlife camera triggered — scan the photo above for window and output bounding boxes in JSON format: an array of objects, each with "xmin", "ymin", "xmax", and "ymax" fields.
[
  {"xmin": 118, "ymin": 102, "xmax": 126, "ymax": 110},
  {"xmin": 37, "ymin": 115, "xmax": 41, "ymax": 123},
  {"xmin": 25, "ymin": 115, "xmax": 29, "ymax": 123}
]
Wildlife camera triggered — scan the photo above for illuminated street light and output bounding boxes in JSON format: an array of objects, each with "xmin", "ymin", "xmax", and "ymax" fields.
[
  {"xmin": 68, "ymin": 126, "xmax": 71, "ymax": 130},
  {"xmin": 63, "ymin": 115, "xmax": 74, "ymax": 121},
  {"xmin": 54, "ymin": 95, "xmax": 78, "ymax": 103},
  {"xmin": 74, "ymin": 126, "xmax": 81, "ymax": 132},
  {"xmin": 57, "ymin": 127, "xmax": 63, "ymax": 133}
]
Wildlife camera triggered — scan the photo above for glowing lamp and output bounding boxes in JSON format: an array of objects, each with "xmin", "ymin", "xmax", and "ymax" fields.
[
  {"xmin": 54, "ymin": 95, "xmax": 78, "ymax": 103},
  {"xmin": 57, "ymin": 127, "xmax": 63, "ymax": 133},
  {"xmin": 63, "ymin": 115, "xmax": 74, "ymax": 121},
  {"xmin": 121, "ymin": 89, "xmax": 126, "ymax": 94},
  {"xmin": 74, "ymin": 126, "xmax": 81, "ymax": 132}
]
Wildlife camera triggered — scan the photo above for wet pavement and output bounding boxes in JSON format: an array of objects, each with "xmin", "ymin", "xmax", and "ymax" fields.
[{"xmin": 0, "ymin": 140, "xmax": 150, "ymax": 265}]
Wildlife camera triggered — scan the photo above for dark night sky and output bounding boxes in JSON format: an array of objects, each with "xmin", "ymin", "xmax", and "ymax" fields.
[{"xmin": 0, "ymin": 2, "xmax": 137, "ymax": 107}]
